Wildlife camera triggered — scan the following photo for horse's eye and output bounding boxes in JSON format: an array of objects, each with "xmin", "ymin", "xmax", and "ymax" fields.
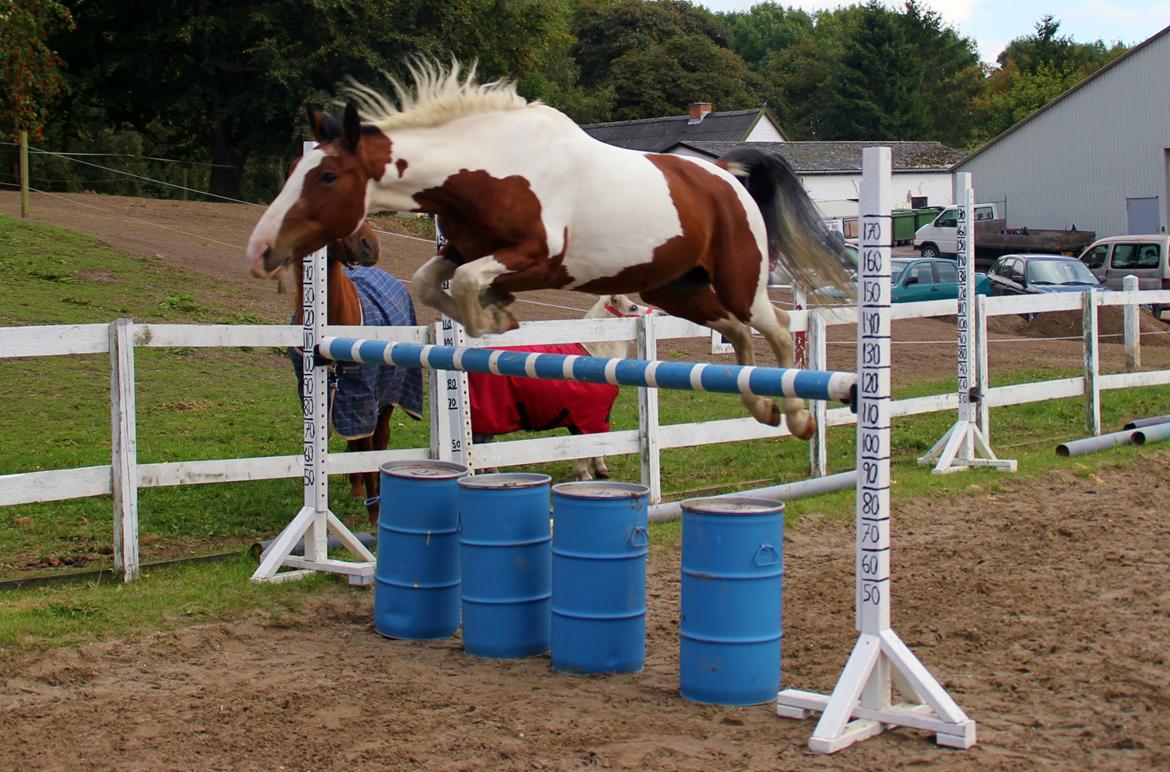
[{"xmin": 321, "ymin": 172, "xmax": 338, "ymax": 184}]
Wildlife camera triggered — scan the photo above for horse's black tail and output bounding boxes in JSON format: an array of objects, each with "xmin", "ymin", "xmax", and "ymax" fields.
[{"xmin": 719, "ymin": 147, "xmax": 854, "ymax": 297}]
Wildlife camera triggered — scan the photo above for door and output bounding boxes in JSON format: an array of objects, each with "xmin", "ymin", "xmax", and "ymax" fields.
[
  {"xmin": 894, "ymin": 260, "xmax": 938, "ymax": 302},
  {"xmin": 1126, "ymin": 197, "xmax": 1160, "ymax": 234},
  {"xmin": 1105, "ymin": 240, "xmax": 1164, "ymax": 290}
]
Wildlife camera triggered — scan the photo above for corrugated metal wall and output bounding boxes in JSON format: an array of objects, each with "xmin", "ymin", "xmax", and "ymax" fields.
[{"xmin": 957, "ymin": 28, "xmax": 1170, "ymax": 238}]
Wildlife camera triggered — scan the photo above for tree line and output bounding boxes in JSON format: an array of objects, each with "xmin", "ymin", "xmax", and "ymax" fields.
[{"xmin": 1, "ymin": 0, "xmax": 1129, "ymax": 201}]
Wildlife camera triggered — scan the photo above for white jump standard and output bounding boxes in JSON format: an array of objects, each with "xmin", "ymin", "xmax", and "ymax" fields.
[{"xmin": 776, "ymin": 147, "xmax": 977, "ymax": 753}]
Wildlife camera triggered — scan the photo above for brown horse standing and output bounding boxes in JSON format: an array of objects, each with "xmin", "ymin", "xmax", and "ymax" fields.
[{"xmin": 288, "ymin": 220, "xmax": 423, "ymax": 523}]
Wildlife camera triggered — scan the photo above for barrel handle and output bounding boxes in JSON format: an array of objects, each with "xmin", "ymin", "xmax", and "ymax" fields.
[
  {"xmin": 629, "ymin": 526, "xmax": 649, "ymax": 548},
  {"xmin": 754, "ymin": 543, "xmax": 780, "ymax": 566}
]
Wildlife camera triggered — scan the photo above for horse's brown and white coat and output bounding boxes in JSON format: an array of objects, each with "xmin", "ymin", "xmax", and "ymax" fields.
[{"xmin": 246, "ymin": 61, "xmax": 850, "ymax": 439}]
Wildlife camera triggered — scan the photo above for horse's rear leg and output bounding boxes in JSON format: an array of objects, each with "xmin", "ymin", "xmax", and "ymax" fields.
[
  {"xmin": 412, "ymin": 255, "xmax": 463, "ymax": 322},
  {"xmin": 362, "ymin": 406, "xmax": 394, "ymax": 525},
  {"xmin": 641, "ymin": 283, "xmax": 779, "ymax": 426},
  {"xmin": 747, "ymin": 295, "xmax": 815, "ymax": 440}
]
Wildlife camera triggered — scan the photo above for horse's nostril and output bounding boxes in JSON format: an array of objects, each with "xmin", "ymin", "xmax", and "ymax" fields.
[{"xmin": 262, "ymin": 245, "xmax": 273, "ymax": 263}]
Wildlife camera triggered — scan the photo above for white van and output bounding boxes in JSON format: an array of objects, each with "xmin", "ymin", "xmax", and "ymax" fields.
[
  {"xmin": 1079, "ymin": 234, "xmax": 1170, "ymax": 318},
  {"xmin": 913, "ymin": 203, "xmax": 1000, "ymax": 257}
]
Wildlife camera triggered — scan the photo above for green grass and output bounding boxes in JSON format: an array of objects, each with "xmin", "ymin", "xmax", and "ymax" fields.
[
  {"xmin": 1, "ymin": 213, "xmax": 1167, "ymax": 651},
  {"xmin": 0, "ymin": 555, "xmax": 344, "ymax": 651}
]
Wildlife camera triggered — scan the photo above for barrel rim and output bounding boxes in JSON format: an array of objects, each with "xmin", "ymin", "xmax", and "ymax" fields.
[
  {"xmin": 552, "ymin": 481, "xmax": 650, "ymax": 500},
  {"xmin": 458, "ymin": 472, "xmax": 551, "ymax": 489},
  {"xmin": 379, "ymin": 459, "xmax": 469, "ymax": 480},
  {"xmin": 680, "ymin": 495, "xmax": 785, "ymax": 515}
]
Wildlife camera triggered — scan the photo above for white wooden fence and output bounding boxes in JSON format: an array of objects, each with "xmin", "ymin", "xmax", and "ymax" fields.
[{"xmin": 2, "ymin": 287, "xmax": 1169, "ymax": 575}]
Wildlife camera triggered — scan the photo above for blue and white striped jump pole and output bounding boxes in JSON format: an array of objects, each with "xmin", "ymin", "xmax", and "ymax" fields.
[{"xmin": 317, "ymin": 337, "xmax": 858, "ymax": 406}]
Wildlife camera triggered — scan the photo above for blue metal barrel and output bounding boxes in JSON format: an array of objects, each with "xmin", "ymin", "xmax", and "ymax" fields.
[
  {"xmin": 374, "ymin": 460, "xmax": 467, "ymax": 640},
  {"xmin": 457, "ymin": 473, "xmax": 552, "ymax": 658},
  {"xmin": 679, "ymin": 496, "xmax": 784, "ymax": 706},
  {"xmin": 551, "ymin": 481, "xmax": 649, "ymax": 674}
]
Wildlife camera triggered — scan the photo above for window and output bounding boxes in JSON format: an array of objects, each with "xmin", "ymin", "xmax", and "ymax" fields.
[
  {"xmin": 935, "ymin": 211, "xmax": 958, "ymax": 228},
  {"xmin": 974, "ymin": 206, "xmax": 996, "ymax": 221},
  {"xmin": 935, "ymin": 261, "xmax": 957, "ymax": 283},
  {"xmin": 1136, "ymin": 243, "xmax": 1162, "ymax": 269},
  {"xmin": 1004, "ymin": 258, "xmax": 1023, "ymax": 282},
  {"xmin": 1111, "ymin": 244, "xmax": 1138, "ymax": 269},
  {"xmin": 909, "ymin": 263, "xmax": 933, "ymax": 285},
  {"xmin": 1081, "ymin": 244, "xmax": 1110, "ymax": 270},
  {"xmin": 910, "ymin": 196, "xmax": 928, "ymax": 209}
]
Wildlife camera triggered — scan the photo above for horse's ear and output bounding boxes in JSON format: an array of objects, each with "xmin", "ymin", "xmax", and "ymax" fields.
[
  {"xmin": 307, "ymin": 108, "xmax": 341, "ymax": 143},
  {"xmin": 341, "ymin": 102, "xmax": 361, "ymax": 154}
]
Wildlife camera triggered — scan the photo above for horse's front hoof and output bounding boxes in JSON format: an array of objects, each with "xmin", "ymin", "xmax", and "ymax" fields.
[{"xmin": 791, "ymin": 413, "xmax": 816, "ymax": 441}]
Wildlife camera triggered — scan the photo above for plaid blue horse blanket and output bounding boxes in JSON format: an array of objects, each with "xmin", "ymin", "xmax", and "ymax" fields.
[{"xmin": 291, "ymin": 267, "xmax": 424, "ymax": 439}]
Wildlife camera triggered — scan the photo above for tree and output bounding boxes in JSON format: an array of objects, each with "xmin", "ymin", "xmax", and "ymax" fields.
[
  {"xmin": 569, "ymin": 0, "xmax": 754, "ymax": 120},
  {"xmin": 721, "ymin": 2, "xmax": 813, "ymax": 67},
  {"xmin": 973, "ymin": 15, "xmax": 1127, "ymax": 143},
  {"xmin": 52, "ymin": 0, "xmax": 562, "ymax": 199},
  {"xmin": 0, "ymin": 0, "xmax": 74, "ymax": 140}
]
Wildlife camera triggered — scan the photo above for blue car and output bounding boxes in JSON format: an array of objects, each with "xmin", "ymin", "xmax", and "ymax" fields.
[
  {"xmin": 986, "ymin": 254, "xmax": 1105, "ymax": 296},
  {"xmin": 813, "ymin": 255, "xmax": 989, "ymax": 302},
  {"xmin": 889, "ymin": 257, "xmax": 990, "ymax": 303}
]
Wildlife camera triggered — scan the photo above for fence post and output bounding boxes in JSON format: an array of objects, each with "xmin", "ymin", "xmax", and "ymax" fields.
[
  {"xmin": 109, "ymin": 318, "xmax": 140, "ymax": 581},
  {"xmin": 975, "ymin": 295, "xmax": 991, "ymax": 443},
  {"xmin": 807, "ymin": 308, "xmax": 828, "ymax": 477},
  {"xmin": 1082, "ymin": 290, "xmax": 1101, "ymax": 435},
  {"xmin": 637, "ymin": 313, "xmax": 662, "ymax": 503},
  {"xmin": 19, "ymin": 130, "xmax": 30, "ymax": 218},
  {"xmin": 1123, "ymin": 275, "xmax": 1140, "ymax": 371}
]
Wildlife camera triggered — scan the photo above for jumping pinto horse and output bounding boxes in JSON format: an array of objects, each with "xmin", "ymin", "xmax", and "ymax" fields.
[
  {"xmin": 247, "ymin": 61, "xmax": 851, "ymax": 439},
  {"xmin": 469, "ymin": 294, "xmax": 654, "ymax": 481},
  {"xmin": 286, "ymin": 219, "xmax": 424, "ymax": 523}
]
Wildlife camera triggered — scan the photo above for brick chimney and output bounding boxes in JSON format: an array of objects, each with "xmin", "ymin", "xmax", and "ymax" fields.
[{"xmin": 687, "ymin": 102, "xmax": 713, "ymax": 123}]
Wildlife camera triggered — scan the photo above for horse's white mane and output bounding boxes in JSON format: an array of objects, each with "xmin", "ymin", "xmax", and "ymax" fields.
[{"xmin": 346, "ymin": 59, "xmax": 533, "ymax": 132}]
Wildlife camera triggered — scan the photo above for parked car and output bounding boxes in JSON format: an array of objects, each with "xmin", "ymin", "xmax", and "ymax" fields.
[
  {"xmin": 1079, "ymin": 234, "xmax": 1170, "ymax": 319},
  {"xmin": 986, "ymin": 254, "xmax": 1104, "ymax": 296},
  {"xmin": 814, "ymin": 256, "xmax": 989, "ymax": 303},
  {"xmin": 771, "ymin": 243, "xmax": 859, "ymax": 290}
]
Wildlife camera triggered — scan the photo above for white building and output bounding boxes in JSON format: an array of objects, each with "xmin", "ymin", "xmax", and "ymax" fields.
[
  {"xmin": 582, "ymin": 104, "xmax": 964, "ymax": 222},
  {"xmin": 956, "ymin": 24, "xmax": 1170, "ymax": 238}
]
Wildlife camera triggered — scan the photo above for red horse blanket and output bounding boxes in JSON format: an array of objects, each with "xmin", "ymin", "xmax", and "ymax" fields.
[{"xmin": 468, "ymin": 343, "xmax": 619, "ymax": 436}]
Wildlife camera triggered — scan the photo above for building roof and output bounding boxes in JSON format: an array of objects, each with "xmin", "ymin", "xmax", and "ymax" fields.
[
  {"xmin": 960, "ymin": 23, "xmax": 1170, "ymax": 167},
  {"xmin": 582, "ymin": 109, "xmax": 770, "ymax": 152},
  {"xmin": 673, "ymin": 140, "xmax": 966, "ymax": 174}
]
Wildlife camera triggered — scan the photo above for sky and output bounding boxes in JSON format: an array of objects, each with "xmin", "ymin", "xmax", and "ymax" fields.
[{"xmin": 698, "ymin": 0, "xmax": 1170, "ymax": 64}]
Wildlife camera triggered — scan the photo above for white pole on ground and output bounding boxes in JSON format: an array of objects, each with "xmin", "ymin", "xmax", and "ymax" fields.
[
  {"xmin": 251, "ymin": 141, "xmax": 376, "ymax": 584},
  {"xmin": 776, "ymin": 147, "xmax": 977, "ymax": 754},
  {"xmin": 917, "ymin": 173, "xmax": 1015, "ymax": 474}
]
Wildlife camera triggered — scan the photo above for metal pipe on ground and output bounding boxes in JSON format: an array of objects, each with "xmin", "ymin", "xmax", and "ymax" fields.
[
  {"xmin": 1124, "ymin": 414, "xmax": 1170, "ymax": 430},
  {"xmin": 1055, "ymin": 429, "xmax": 1137, "ymax": 458},
  {"xmin": 647, "ymin": 470, "xmax": 856, "ymax": 523},
  {"xmin": 1132, "ymin": 420, "xmax": 1170, "ymax": 447}
]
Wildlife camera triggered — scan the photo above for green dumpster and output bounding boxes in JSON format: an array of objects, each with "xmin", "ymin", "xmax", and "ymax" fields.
[
  {"xmin": 892, "ymin": 209, "xmax": 916, "ymax": 244},
  {"xmin": 914, "ymin": 206, "xmax": 943, "ymax": 230}
]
